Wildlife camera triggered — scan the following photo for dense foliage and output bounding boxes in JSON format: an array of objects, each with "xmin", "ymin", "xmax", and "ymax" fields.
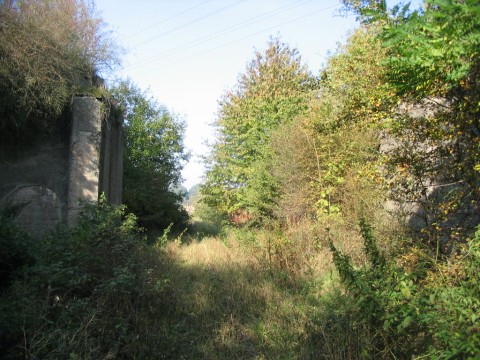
[
  {"xmin": 270, "ymin": 26, "xmax": 390, "ymax": 226},
  {"xmin": 2, "ymin": 0, "xmax": 480, "ymax": 358},
  {"xmin": 379, "ymin": 0, "xmax": 480, "ymax": 251},
  {"xmin": 196, "ymin": 0, "xmax": 480, "ymax": 358},
  {"xmin": 0, "ymin": 205, "xmax": 34, "ymax": 292},
  {"xmin": 326, "ymin": 221, "xmax": 480, "ymax": 358},
  {"xmin": 0, "ymin": 0, "xmax": 119, "ymax": 138},
  {"xmin": 310, "ymin": 1, "xmax": 480, "ymax": 358},
  {"xmin": 202, "ymin": 38, "xmax": 318, "ymax": 221},
  {"xmin": 110, "ymin": 81, "xmax": 189, "ymax": 230},
  {"xmin": 0, "ymin": 200, "xmax": 174, "ymax": 359}
]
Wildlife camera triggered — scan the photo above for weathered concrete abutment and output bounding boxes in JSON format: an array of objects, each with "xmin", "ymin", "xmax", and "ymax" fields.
[{"xmin": 0, "ymin": 96, "xmax": 123, "ymax": 235}]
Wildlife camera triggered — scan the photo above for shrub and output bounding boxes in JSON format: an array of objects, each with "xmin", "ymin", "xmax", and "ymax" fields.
[
  {"xmin": 0, "ymin": 0, "xmax": 120, "ymax": 138},
  {"xmin": 0, "ymin": 204, "xmax": 34, "ymax": 291},
  {"xmin": 325, "ymin": 219, "xmax": 480, "ymax": 359},
  {"xmin": 0, "ymin": 199, "xmax": 174, "ymax": 359}
]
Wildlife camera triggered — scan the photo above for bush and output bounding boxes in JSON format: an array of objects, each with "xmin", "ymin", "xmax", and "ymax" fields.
[
  {"xmin": 0, "ymin": 199, "xmax": 174, "ymax": 359},
  {"xmin": 0, "ymin": 205, "xmax": 34, "ymax": 291},
  {"xmin": 324, "ymin": 219, "xmax": 480, "ymax": 359},
  {"xmin": 0, "ymin": 0, "xmax": 120, "ymax": 138}
]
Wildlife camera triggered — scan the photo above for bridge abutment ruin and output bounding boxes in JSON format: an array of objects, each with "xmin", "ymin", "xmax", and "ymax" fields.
[{"xmin": 0, "ymin": 96, "xmax": 123, "ymax": 235}]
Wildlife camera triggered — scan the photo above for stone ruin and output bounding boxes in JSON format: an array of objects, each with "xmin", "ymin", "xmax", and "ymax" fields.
[
  {"xmin": 0, "ymin": 96, "xmax": 123, "ymax": 236},
  {"xmin": 381, "ymin": 99, "xmax": 479, "ymax": 251}
]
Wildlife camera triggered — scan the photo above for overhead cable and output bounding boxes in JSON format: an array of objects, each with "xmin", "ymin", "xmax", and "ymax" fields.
[
  {"xmin": 125, "ymin": 0, "xmax": 213, "ymax": 38},
  {"xmin": 126, "ymin": 0, "xmax": 315, "ymax": 70},
  {"xmin": 131, "ymin": 0, "xmax": 246, "ymax": 49},
  {"xmin": 135, "ymin": 3, "xmax": 339, "ymax": 77}
]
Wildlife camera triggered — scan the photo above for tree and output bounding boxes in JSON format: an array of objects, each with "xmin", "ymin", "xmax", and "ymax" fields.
[
  {"xmin": 270, "ymin": 26, "xmax": 390, "ymax": 228},
  {"xmin": 188, "ymin": 184, "xmax": 201, "ymax": 199},
  {"xmin": 381, "ymin": 0, "xmax": 480, "ymax": 99},
  {"xmin": 382, "ymin": 0, "xmax": 480, "ymax": 248},
  {"xmin": 340, "ymin": 0, "xmax": 388, "ymax": 21},
  {"xmin": 0, "ymin": 0, "xmax": 120, "ymax": 138},
  {"xmin": 110, "ymin": 80, "xmax": 189, "ymax": 230},
  {"xmin": 343, "ymin": 0, "xmax": 480, "ymax": 250},
  {"xmin": 202, "ymin": 37, "xmax": 318, "ymax": 221}
]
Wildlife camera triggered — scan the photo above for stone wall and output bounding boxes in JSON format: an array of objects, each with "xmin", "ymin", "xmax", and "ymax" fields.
[
  {"xmin": 0, "ymin": 96, "xmax": 123, "ymax": 235},
  {"xmin": 381, "ymin": 100, "xmax": 479, "ymax": 248}
]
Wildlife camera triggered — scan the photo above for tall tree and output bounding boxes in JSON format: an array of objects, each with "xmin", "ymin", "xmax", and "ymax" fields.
[
  {"xmin": 202, "ymin": 38, "xmax": 318, "ymax": 221},
  {"xmin": 110, "ymin": 81, "xmax": 189, "ymax": 230},
  {"xmin": 271, "ymin": 26, "xmax": 390, "ymax": 227}
]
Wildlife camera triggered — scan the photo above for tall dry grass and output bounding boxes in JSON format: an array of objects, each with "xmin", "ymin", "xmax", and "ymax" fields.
[
  {"xmin": 161, "ymin": 234, "xmax": 323, "ymax": 359},
  {"xmin": 158, "ymin": 201, "xmax": 408, "ymax": 358}
]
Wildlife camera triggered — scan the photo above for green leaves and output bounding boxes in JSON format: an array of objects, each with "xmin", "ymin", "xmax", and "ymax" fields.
[
  {"xmin": 371, "ymin": 0, "xmax": 480, "ymax": 249},
  {"xmin": 110, "ymin": 80, "xmax": 189, "ymax": 230},
  {"xmin": 382, "ymin": 0, "xmax": 480, "ymax": 98},
  {"xmin": 203, "ymin": 38, "xmax": 317, "ymax": 221},
  {"xmin": 400, "ymin": 283, "xmax": 412, "ymax": 300},
  {"xmin": 0, "ymin": 199, "xmax": 174, "ymax": 359},
  {"xmin": 330, "ymin": 217, "xmax": 480, "ymax": 358}
]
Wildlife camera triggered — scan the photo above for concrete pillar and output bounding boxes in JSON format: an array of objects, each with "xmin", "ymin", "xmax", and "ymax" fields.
[
  {"xmin": 67, "ymin": 96, "xmax": 102, "ymax": 225},
  {"xmin": 99, "ymin": 106, "xmax": 124, "ymax": 205}
]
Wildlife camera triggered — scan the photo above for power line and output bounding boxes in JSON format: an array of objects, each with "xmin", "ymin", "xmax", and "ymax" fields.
[
  {"xmin": 131, "ymin": 0, "xmax": 246, "ymax": 49},
  {"xmin": 125, "ymin": 0, "xmax": 213, "ymax": 38},
  {"xmin": 125, "ymin": 0, "xmax": 315, "ymax": 70},
  {"xmin": 134, "ymin": 3, "xmax": 339, "ymax": 77}
]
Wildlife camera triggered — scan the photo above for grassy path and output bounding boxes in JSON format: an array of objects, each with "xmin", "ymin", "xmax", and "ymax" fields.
[{"xmin": 158, "ymin": 236, "xmax": 322, "ymax": 359}]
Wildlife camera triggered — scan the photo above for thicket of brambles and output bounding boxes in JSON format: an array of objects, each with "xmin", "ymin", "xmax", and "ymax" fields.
[
  {"xmin": 0, "ymin": 200, "xmax": 177, "ymax": 359},
  {"xmin": 1, "ymin": 0, "xmax": 479, "ymax": 358}
]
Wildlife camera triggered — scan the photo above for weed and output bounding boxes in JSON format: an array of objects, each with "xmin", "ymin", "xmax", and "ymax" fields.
[
  {"xmin": 324, "ymin": 219, "xmax": 480, "ymax": 359},
  {"xmin": 0, "ymin": 199, "xmax": 174, "ymax": 359}
]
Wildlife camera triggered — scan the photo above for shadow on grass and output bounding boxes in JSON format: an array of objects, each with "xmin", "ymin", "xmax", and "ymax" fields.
[
  {"xmin": 144, "ymin": 220, "xmax": 222, "ymax": 246},
  {"xmin": 155, "ymin": 241, "xmax": 321, "ymax": 360},
  {"xmin": 185, "ymin": 220, "xmax": 223, "ymax": 241}
]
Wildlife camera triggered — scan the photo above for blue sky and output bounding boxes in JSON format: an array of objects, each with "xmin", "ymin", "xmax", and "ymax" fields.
[{"xmin": 95, "ymin": 0, "xmax": 419, "ymax": 189}]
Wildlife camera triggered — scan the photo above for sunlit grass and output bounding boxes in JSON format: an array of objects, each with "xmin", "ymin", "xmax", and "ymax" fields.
[
  {"xmin": 151, "ymin": 208, "xmax": 408, "ymax": 359},
  {"xmin": 161, "ymin": 232, "xmax": 327, "ymax": 359}
]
